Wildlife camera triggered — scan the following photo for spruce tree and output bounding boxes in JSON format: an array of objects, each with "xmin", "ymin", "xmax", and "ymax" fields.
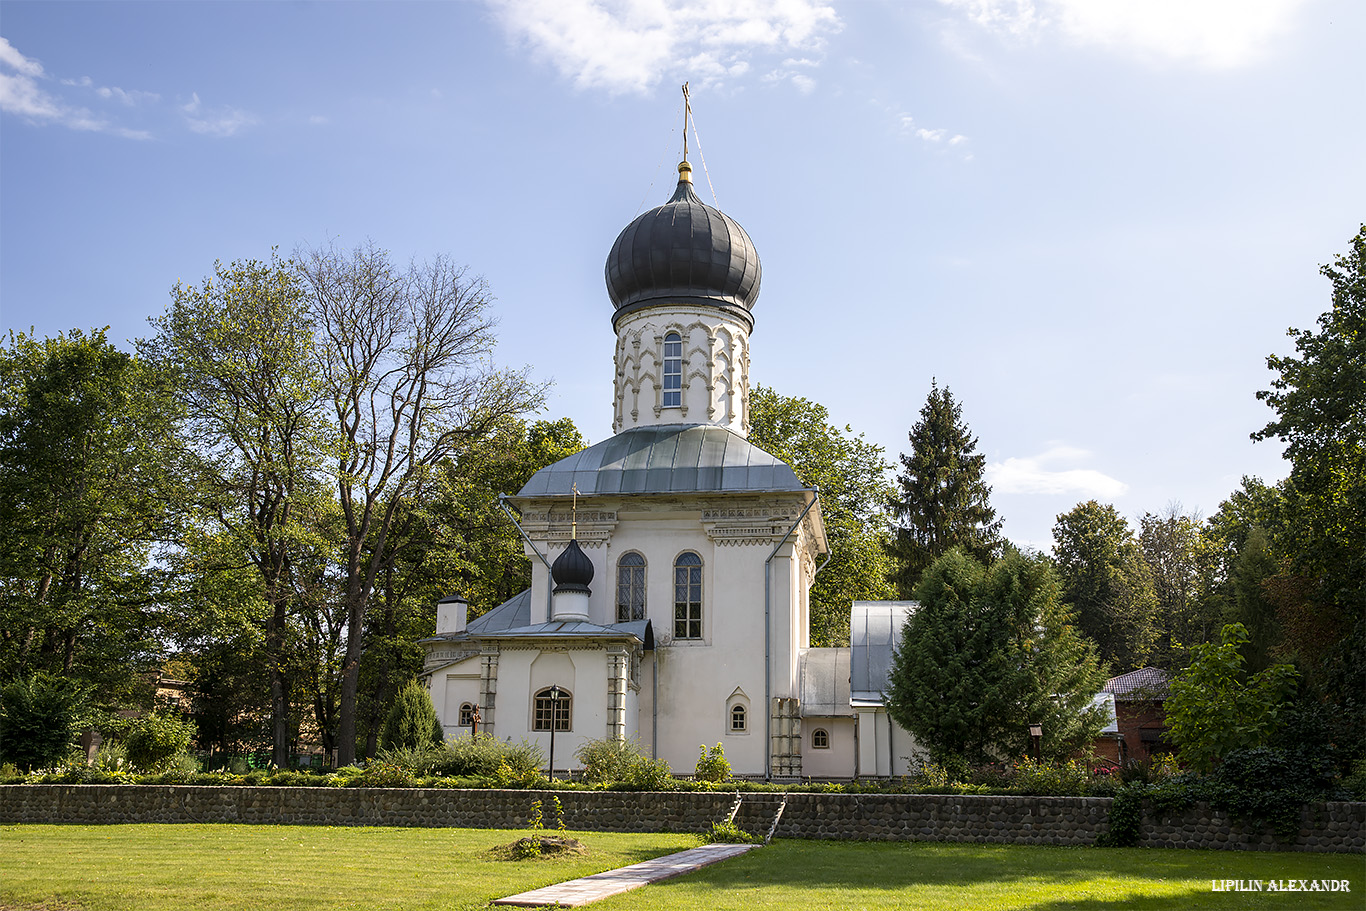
[{"xmin": 888, "ymin": 382, "xmax": 1002, "ymax": 597}]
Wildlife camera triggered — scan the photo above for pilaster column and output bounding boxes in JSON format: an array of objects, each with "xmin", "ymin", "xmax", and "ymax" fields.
[
  {"xmin": 479, "ymin": 647, "xmax": 499, "ymax": 735},
  {"xmin": 606, "ymin": 647, "xmax": 629, "ymax": 742}
]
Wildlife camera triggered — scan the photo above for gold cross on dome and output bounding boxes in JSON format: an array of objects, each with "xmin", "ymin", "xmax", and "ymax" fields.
[{"xmin": 571, "ymin": 483, "xmax": 579, "ymax": 538}]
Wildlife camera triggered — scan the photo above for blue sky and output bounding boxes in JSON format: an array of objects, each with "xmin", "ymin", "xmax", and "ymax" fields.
[{"xmin": 2, "ymin": 0, "xmax": 1362, "ymax": 551}]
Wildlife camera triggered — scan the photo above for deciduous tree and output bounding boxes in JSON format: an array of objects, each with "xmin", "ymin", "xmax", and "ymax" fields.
[
  {"xmin": 1165, "ymin": 623, "xmax": 1299, "ymax": 773},
  {"xmin": 1052, "ymin": 501, "xmax": 1158, "ymax": 671},
  {"xmin": 0, "ymin": 329, "xmax": 175, "ymax": 701},
  {"xmin": 295, "ymin": 241, "xmax": 546, "ymax": 765},
  {"xmin": 1251, "ymin": 224, "xmax": 1365, "ymax": 729},
  {"xmin": 144, "ymin": 255, "xmax": 330, "ymax": 767},
  {"xmin": 1138, "ymin": 504, "xmax": 1218, "ymax": 669},
  {"xmin": 748, "ymin": 386, "xmax": 895, "ymax": 646}
]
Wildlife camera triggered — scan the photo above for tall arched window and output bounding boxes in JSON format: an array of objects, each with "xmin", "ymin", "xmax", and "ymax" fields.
[
  {"xmin": 616, "ymin": 552, "xmax": 646, "ymax": 622},
  {"xmin": 673, "ymin": 551, "xmax": 702, "ymax": 639},
  {"xmin": 730, "ymin": 704, "xmax": 747, "ymax": 732},
  {"xmin": 662, "ymin": 332, "xmax": 682, "ymax": 407},
  {"xmin": 458, "ymin": 703, "xmax": 475, "ymax": 727},
  {"xmin": 532, "ymin": 687, "xmax": 572, "ymax": 732}
]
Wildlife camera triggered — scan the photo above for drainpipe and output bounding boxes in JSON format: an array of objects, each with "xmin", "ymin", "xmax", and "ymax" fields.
[
  {"xmin": 498, "ymin": 494, "xmax": 555, "ymax": 620},
  {"xmin": 652, "ymin": 654, "xmax": 659, "ymax": 761},
  {"xmin": 764, "ymin": 489, "xmax": 822, "ymax": 780}
]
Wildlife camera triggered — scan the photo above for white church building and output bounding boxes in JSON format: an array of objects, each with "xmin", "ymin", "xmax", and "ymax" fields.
[{"xmin": 420, "ymin": 156, "xmax": 920, "ymax": 779}]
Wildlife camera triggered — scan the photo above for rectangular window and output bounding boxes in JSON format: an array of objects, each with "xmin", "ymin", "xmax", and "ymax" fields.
[
  {"xmin": 673, "ymin": 561, "xmax": 702, "ymax": 639},
  {"xmin": 533, "ymin": 690, "xmax": 572, "ymax": 731},
  {"xmin": 662, "ymin": 334, "xmax": 682, "ymax": 407},
  {"xmin": 616, "ymin": 556, "xmax": 646, "ymax": 622}
]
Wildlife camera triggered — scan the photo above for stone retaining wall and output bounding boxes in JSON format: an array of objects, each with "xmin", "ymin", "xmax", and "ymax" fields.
[{"xmin": 1, "ymin": 786, "xmax": 1360, "ymax": 853}]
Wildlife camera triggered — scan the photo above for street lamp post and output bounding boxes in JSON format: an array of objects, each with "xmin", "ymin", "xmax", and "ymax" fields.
[
  {"xmin": 546, "ymin": 686, "xmax": 564, "ymax": 781},
  {"xmin": 1028, "ymin": 723, "xmax": 1043, "ymax": 762}
]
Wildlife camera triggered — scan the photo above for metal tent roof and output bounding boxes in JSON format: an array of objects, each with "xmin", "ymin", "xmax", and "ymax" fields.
[{"xmin": 516, "ymin": 423, "xmax": 804, "ymax": 498}]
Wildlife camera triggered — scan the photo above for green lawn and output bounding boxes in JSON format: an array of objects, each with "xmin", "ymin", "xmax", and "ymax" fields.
[
  {"xmin": 0, "ymin": 825, "xmax": 1360, "ymax": 911},
  {"xmin": 0, "ymin": 824, "xmax": 698, "ymax": 911},
  {"xmin": 597, "ymin": 841, "xmax": 1365, "ymax": 911}
]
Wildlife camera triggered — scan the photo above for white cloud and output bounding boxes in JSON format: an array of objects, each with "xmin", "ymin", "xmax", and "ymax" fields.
[
  {"xmin": 0, "ymin": 37, "xmax": 44, "ymax": 77},
  {"xmin": 898, "ymin": 113, "xmax": 970, "ymax": 156},
  {"xmin": 488, "ymin": 0, "xmax": 841, "ymax": 95},
  {"xmin": 96, "ymin": 85, "xmax": 160, "ymax": 106},
  {"xmin": 937, "ymin": 0, "xmax": 1307, "ymax": 68},
  {"xmin": 987, "ymin": 444, "xmax": 1129, "ymax": 497},
  {"xmin": 183, "ymin": 92, "xmax": 258, "ymax": 137},
  {"xmin": 0, "ymin": 37, "xmax": 151, "ymax": 139}
]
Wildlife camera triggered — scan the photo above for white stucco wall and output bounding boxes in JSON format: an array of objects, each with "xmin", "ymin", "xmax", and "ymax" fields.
[
  {"xmin": 509, "ymin": 492, "xmax": 822, "ymax": 777},
  {"xmin": 801, "ymin": 716, "xmax": 856, "ymax": 779},
  {"xmin": 611, "ymin": 307, "xmax": 751, "ymax": 435},
  {"xmin": 855, "ymin": 706, "xmax": 921, "ymax": 777}
]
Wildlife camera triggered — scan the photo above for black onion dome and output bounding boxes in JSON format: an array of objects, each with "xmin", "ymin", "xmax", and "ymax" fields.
[
  {"xmin": 606, "ymin": 163, "xmax": 761, "ymax": 329},
  {"xmin": 551, "ymin": 539, "xmax": 594, "ymax": 594}
]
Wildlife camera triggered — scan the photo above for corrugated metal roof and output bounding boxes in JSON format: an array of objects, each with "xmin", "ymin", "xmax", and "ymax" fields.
[
  {"xmin": 849, "ymin": 601, "xmax": 915, "ymax": 703},
  {"xmin": 516, "ymin": 424, "xmax": 803, "ymax": 498}
]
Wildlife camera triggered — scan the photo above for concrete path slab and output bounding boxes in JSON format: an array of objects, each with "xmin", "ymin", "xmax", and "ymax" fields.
[{"xmin": 493, "ymin": 842, "xmax": 760, "ymax": 907}]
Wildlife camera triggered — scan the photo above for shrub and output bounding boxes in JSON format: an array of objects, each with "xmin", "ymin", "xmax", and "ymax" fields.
[
  {"xmin": 1209, "ymin": 746, "xmax": 1341, "ymax": 837},
  {"xmin": 493, "ymin": 759, "xmax": 546, "ymax": 789},
  {"xmin": 124, "ymin": 711, "xmax": 198, "ymax": 772},
  {"xmin": 701, "ymin": 820, "xmax": 757, "ymax": 844},
  {"xmin": 0, "ymin": 673, "xmax": 90, "ymax": 771},
  {"xmin": 1344, "ymin": 757, "xmax": 1366, "ymax": 802},
  {"xmin": 375, "ymin": 743, "xmax": 448, "ymax": 775},
  {"xmin": 92, "ymin": 739, "xmax": 128, "ymax": 772},
  {"xmin": 908, "ymin": 760, "xmax": 957, "ymax": 792},
  {"xmin": 349, "ymin": 760, "xmax": 415, "ymax": 788},
  {"xmin": 380, "ymin": 682, "xmax": 441, "ymax": 752},
  {"xmin": 1166, "ymin": 623, "xmax": 1299, "ymax": 772},
  {"xmin": 694, "ymin": 743, "xmax": 731, "ymax": 782},
  {"xmin": 575, "ymin": 737, "xmax": 646, "ymax": 784},
  {"xmin": 1007, "ymin": 758, "xmax": 1092, "ymax": 797},
  {"xmin": 617, "ymin": 756, "xmax": 675, "ymax": 791}
]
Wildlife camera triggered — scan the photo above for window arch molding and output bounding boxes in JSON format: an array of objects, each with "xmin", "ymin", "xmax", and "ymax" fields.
[
  {"xmin": 661, "ymin": 332, "xmax": 683, "ymax": 407},
  {"xmin": 616, "ymin": 551, "xmax": 646, "ymax": 622},
  {"xmin": 726, "ymin": 688, "xmax": 750, "ymax": 735},
  {"xmin": 532, "ymin": 687, "xmax": 572, "ymax": 732},
  {"xmin": 673, "ymin": 551, "xmax": 703, "ymax": 640}
]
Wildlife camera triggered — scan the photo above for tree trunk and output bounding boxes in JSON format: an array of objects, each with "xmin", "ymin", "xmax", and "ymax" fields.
[
  {"xmin": 267, "ymin": 593, "xmax": 291, "ymax": 768},
  {"xmin": 335, "ymin": 582, "xmax": 366, "ymax": 767}
]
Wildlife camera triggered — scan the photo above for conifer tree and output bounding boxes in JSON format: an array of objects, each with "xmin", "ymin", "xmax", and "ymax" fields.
[
  {"xmin": 886, "ymin": 549, "xmax": 1108, "ymax": 767},
  {"xmin": 379, "ymin": 680, "xmax": 441, "ymax": 752},
  {"xmin": 888, "ymin": 382, "xmax": 1002, "ymax": 597}
]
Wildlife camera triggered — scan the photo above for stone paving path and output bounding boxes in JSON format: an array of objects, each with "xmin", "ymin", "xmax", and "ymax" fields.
[{"xmin": 492, "ymin": 842, "xmax": 760, "ymax": 907}]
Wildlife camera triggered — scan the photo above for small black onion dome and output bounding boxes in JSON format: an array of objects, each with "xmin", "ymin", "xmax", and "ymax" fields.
[
  {"xmin": 551, "ymin": 539, "xmax": 594, "ymax": 594},
  {"xmin": 606, "ymin": 161, "xmax": 761, "ymax": 329}
]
